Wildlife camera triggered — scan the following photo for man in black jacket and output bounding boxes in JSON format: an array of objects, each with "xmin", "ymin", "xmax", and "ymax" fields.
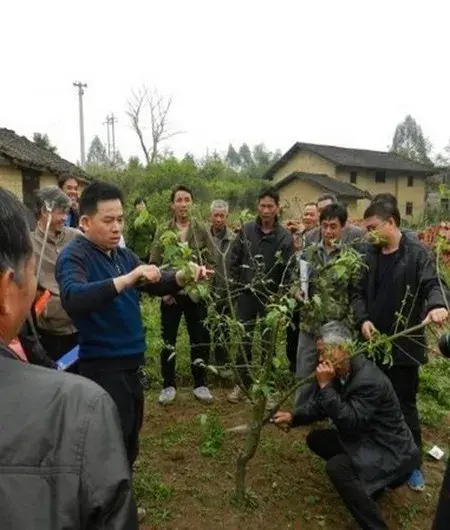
[
  {"xmin": 351, "ymin": 200, "xmax": 448, "ymax": 491},
  {"xmin": 0, "ymin": 187, "xmax": 138, "ymax": 529},
  {"xmin": 228, "ymin": 188, "xmax": 295, "ymax": 403},
  {"xmin": 58, "ymin": 175, "xmax": 80, "ymax": 228},
  {"xmin": 274, "ymin": 322, "xmax": 419, "ymax": 530}
]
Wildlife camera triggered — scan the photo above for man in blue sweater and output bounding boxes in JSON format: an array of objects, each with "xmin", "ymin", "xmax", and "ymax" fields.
[{"xmin": 56, "ymin": 181, "xmax": 211, "ymax": 469}]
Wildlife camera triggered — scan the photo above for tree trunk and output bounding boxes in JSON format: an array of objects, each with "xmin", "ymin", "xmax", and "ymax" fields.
[{"xmin": 234, "ymin": 396, "xmax": 266, "ymax": 505}]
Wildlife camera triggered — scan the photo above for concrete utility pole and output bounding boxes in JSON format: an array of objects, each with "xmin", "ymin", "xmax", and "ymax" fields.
[
  {"xmin": 73, "ymin": 81, "xmax": 88, "ymax": 165},
  {"xmin": 103, "ymin": 115, "xmax": 111, "ymax": 159},
  {"xmin": 110, "ymin": 113, "xmax": 118, "ymax": 160}
]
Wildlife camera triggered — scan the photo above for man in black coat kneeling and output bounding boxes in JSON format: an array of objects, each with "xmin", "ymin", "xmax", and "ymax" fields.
[{"xmin": 274, "ymin": 322, "xmax": 419, "ymax": 530}]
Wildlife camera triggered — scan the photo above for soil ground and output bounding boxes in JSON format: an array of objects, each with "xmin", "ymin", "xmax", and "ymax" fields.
[{"xmin": 135, "ymin": 388, "xmax": 449, "ymax": 530}]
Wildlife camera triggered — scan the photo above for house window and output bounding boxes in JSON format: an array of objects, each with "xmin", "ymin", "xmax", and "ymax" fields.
[
  {"xmin": 407, "ymin": 175, "xmax": 414, "ymax": 187},
  {"xmin": 350, "ymin": 171, "xmax": 357, "ymax": 184},
  {"xmin": 375, "ymin": 170, "xmax": 386, "ymax": 183},
  {"xmin": 405, "ymin": 202, "xmax": 413, "ymax": 216}
]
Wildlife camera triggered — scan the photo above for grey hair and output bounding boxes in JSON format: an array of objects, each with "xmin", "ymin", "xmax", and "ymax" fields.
[
  {"xmin": 318, "ymin": 321, "xmax": 353, "ymax": 346},
  {"xmin": 210, "ymin": 199, "xmax": 229, "ymax": 213},
  {"xmin": 35, "ymin": 186, "xmax": 70, "ymax": 216}
]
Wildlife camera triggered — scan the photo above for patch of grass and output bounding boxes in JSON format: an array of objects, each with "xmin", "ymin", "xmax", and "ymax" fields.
[
  {"xmin": 419, "ymin": 357, "xmax": 450, "ymax": 426},
  {"xmin": 260, "ymin": 436, "xmax": 283, "ymax": 455},
  {"xmin": 156, "ymin": 423, "xmax": 192, "ymax": 448},
  {"xmin": 398, "ymin": 502, "xmax": 421, "ymax": 529},
  {"xmin": 198, "ymin": 413, "xmax": 224, "ymax": 457},
  {"xmin": 134, "ymin": 469, "xmax": 173, "ymax": 524}
]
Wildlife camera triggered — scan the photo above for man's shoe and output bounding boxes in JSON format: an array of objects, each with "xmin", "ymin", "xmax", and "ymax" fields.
[
  {"xmin": 137, "ymin": 507, "xmax": 146, "ymax": 522},
  {"xmin": 408, "ymin": 469, "xmax": 425, "ymax": 491},
  {"xmin": 227, "ymin": 385, "xmax": 243, "ymax": 404},
  {"xmin": 158, "ymin": 386, "xmax": 176, "ymax": 405},
  {"xmin": 193, "ymin": 386, "xmax": 214, "ymax": 403}
]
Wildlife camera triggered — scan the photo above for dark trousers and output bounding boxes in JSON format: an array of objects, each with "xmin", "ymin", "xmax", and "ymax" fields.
[
  {"xmin": 235, "ymin": 293, "xmax": 269, "ymax": 389},
  {"xmin": 212, "ymin": 304, "xmax": 230, "ymax": 366},
  {"xmin": 383, "ymin": 365, "xmax": 422, "ymax": 466},
  {"xmin": 285, "ymin": 306, "xmax": 300, "ymax": 373},
  {"xmin": 38, "ymin": 330, "xmax": 79, "ymax": 373},
  {"xmin": 307, "ymin": 429, "xmax": 388, "ymax": 530},
  {"xmin": 160, "ymin": 295, "xmax": 209, "ymax": 388},
  {"xmin": 38, "ymin": 330, "xmax": 78, "ymax": 361},
  {"xmin": 433, "ymin": 456, "xmax": 450, "ymax": 529},
  {"xmin": 79, "ymin": 364, "xmax": 144, "ymax": 469}
]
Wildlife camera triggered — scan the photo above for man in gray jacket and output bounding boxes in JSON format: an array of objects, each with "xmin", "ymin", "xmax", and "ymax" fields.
[
  {"xmin": 209, "ymin": 199, "xmax": 235, "ymax": 371},
  {"xmin": 0, "ymin": 188, "xmax": 137, "ymax": 529}
]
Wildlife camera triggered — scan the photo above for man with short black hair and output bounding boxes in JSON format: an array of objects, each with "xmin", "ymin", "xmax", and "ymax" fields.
[
  {"xmin": 305, "ymin": 194, "xmax": 364, "ymax": 247},
  {"xmin": 57, "ymin": 176, "xmax": 80, "ymax": 228},
  {"xmin": 150, "ymin": 185, "xmax": 215, "ymax": 405},
  {"xmin": 351, "ymin": 200, "xmax": 448, "ymax": 491},
  {"xmin": 228, "ymin": 188, "xmax": 295, "ymax": 403},
  {"xmin": 32, "ymin": 186, "xmax": 79, "ymax": 361},
  {"xmin": 371, "ymin": 193, "xmax": 418, "ymax": 240},
  {"xmin": 0, "ymin": 187, "xmax": 138, "ymax": 529},
  {"xmin": 295, "ymin": 202, "xmax": 360, "ymax": 407},
  {"xmin": 316, "ymin": 193, "xmax": 337, "ymax": 214},
  {"xmin": 56, "ymin": 181, "xmax": 211, "ymax": 470}
]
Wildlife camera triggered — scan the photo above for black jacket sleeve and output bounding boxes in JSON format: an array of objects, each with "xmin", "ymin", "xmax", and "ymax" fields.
[
  {"xmin": 417, "ymin": 246, "xmax": 448, "ymax": 312},
  {"xmin": 18, "ymin": 319, "xmax": 57, "ymax": 369},
  {"xmin": 280, "ymin": 233, "xmax": 296, "ymax": 289},
  {"xmin": 315, "ymin": 381, "xmax": 379, "ymax": 432},
  {"xmin": 349, "ymin": 256, "xmax": 371, "ymax": 328},
  {"xmin": 229, "ymin": 229, "xmax": 244, "ymax": 284},
  {"xmin": 80, "ymin": 392, "xmax": 138, "ymax": 530},
  {"xmin": 291, "ymin": 393, "xmax": 327, "ymax": 427}
]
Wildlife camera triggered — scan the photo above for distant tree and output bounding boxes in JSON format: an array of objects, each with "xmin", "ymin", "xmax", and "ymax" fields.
[
  {"xmin": 225, "ymin": 144, "xmax": 241, "ymax": 169},
  {"xmin": 183, "ymin": 152, "xmax": 196, "ymax": 165},
  {"xmin": 238, "ymin": 143, "xmax": 253, "ymax": 168},
  {"xmin": 86, "ymin": 135, "xmax": 108, "ymax": 165},
  {"xmin": 32, "ymin": 132, "xmax": 58, "ymax": 154},
  {"xmin": 126, "ymin": 85, "xmax": 182, "ymax": 165},
  {"xmin": 435, "ymin": 141, "xmax": 450, "ymax": 168},
  {"xmin": 390, "ymin": 115, "xmax": 432, "ymax": 165},
  {"xmin": 111, "ymin": 150, "xmax": 125, "ymax": 169},
  {"xmin": 128, "ymin": 156, "xmax": 143, "ymax": 170}
]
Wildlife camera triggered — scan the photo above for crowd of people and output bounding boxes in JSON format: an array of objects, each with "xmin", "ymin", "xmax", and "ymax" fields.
[{"xmin": 0, "ymin": 175, "xmax": 449, "ymax": 529}]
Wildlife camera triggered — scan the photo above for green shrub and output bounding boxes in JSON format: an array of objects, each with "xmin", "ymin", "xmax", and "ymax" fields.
[{"xmin": 418, "ymin": 357, "xmax": 450, "ymax": 426}]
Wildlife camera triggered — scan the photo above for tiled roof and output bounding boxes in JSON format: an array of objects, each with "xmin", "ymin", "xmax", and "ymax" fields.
[
  {"xmin": 273, "ymin": 171, "xmax": 370, "ymax": 199},
  {"xmin": 265, "ymin": 141, "xmax": 436, "ymax": 180},
  {"xmin": 0, "ymin": 128, "xmax": 89, "ymax": 181}
]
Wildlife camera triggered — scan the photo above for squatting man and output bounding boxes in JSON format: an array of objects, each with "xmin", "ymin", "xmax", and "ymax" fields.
[{"xmin": 274, "ymin": 321, "xmax": 419, "ymax": 530}]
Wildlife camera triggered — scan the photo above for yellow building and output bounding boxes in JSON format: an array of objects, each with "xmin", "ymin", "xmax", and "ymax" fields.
[
  {"xmin": 264, "ymin": 142, "xmax": 435, "ymax": 220},
  {"xmin": 0, "ymin": 128, "xmax": 89, "ymax": 208}
]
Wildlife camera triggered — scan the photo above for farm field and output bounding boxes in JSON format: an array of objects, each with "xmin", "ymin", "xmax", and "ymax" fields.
[{"xmin": 135, "ymin": 388, "xmax": 449, "ymax": 530}]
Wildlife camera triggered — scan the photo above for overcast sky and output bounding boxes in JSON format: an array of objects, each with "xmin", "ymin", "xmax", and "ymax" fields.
[{"xmin": 1, "ymin": 0, "xmax": 449, "ymax": 164}]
